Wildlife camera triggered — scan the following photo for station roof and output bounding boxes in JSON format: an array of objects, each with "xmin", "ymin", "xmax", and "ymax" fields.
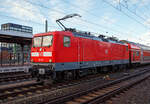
[{"xmin": 0, "ymin": 30, "xmax": 32, "ymax": 45}]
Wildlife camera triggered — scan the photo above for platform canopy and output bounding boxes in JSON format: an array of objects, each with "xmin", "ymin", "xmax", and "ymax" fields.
[{"xmin": 0, "ymin": 30, "xmax": 32, "ymax": 44}]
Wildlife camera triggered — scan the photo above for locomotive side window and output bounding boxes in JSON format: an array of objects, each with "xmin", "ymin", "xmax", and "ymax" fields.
[
  {"xmin": 64, "ymin": 36, "xmax": 70, "ymax": 47},
  {"xmin": 42, "ymin": 35, "xmax": 53, "ymax": 47}
]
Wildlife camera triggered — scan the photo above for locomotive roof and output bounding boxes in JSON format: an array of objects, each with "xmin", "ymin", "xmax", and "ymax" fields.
[
  {"xmin": 33, "ymin": 30, "xmax": 127, "ymax": 45},
  {"xmin": 34, "ymin": 31, "xmax": 57, "ymax": 37},
  {"xmin": 72, "ymin": 31, "xmax": 126, "ymax": 45}
]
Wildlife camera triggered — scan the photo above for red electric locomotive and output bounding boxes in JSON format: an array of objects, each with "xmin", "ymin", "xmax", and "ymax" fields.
[
  {"xmin": 30, "ymin": 14, "xmax": 150, "ymax": 81},
  {"xmin": 31, "ymin": 30, "xmax": 130, "ymax": 80}
]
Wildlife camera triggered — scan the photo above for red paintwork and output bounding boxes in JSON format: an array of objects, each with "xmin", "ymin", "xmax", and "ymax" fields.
[
  {"xmin": 127, "ymin": 42, "xmax": 150, "ymax": 64},
  {"xmin": 127, "ymin": 43, "xmax": 141, "ymax": 63},
  {"xmin": 141, "ymin": 48, "xmax": 150, "ymax": 63},
  {"xmin": 31, "ymin": 32, "xmax": 55, "ymax": 63},
  {"xmin": 31, "ymin": 31, "xmax": 129, "ymax": 64},
  {"xmin": 110, "ymin": 43, "xmax": 129, "ymax": 61}
]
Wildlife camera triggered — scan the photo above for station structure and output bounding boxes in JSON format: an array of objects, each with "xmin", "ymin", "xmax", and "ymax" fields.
[{"xmin": 0, "ymin": 23, "xmax": 32, "ymax": 73}]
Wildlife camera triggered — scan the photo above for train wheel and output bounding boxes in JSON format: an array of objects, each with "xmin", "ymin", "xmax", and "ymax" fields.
[{"xmin": 63, "ymin": 71, "xmax": 75, "ymax": 80}]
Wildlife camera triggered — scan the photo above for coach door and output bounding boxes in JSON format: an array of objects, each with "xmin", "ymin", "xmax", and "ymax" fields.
[
  {"xmin": 141, "ymin": 49, "xmax": 143, "ymax": 63},
  {"xmin": 133, "ymin": 51, "xmax": 135, "ymax": 61}
]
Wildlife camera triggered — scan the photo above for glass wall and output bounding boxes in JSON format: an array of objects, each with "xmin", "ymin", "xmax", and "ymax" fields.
[
  {"xmin": 1, "ymin": 23, "xmax": 32, "ymax": 33},
  {"xmin": 0, "ymin": 42, "xmax": 30, "ymax": 66}
]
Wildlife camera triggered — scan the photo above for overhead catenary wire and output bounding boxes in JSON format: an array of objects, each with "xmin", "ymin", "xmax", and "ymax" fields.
[
  {"xmin": 24, "ymin": 0, "xmax": 65, "ymax": 15},
  {"xmin": 60, "ymin": 0, "xmax": 143, "ymax": 38},
  {"xmin": 0, "ymin": 0, "xmax": 148, "ymax": 43},
  {"xmin": 61, "ymin": 0, "xmax": 149, "ymax": 35},
  {"xmin": 24, "ymin": 0, "xmax": 135, "ymax": 37},
  {"xmin": 61, "ymin": 0, "xmax": 130, "ymax": 29},
  {"xmin": 120, "ymin": 1, "xmax": 150, "ymax": 26},
  {"xmin": 0, "ymin": 14, "xmax": 59, "ymax": 31},
  {"xmin": 118, "ymin": 1, "xmax": 147, "ymax": 22},
  {"xmin": 30, "ymin": 0, "xmax": 150, "ymax": 44},
  {"xmin": 8, "ymin": 1, "xmax": 59, "ymax": 29},
  {"xmin": 131, "ymin": 3, "xmax": 150, "ymax": 20},
  {"xmin": 102, "ymin": 0, "xmax": 150, "ymax": 30},
  {"xmin": 20, "ymin": 0, "xmax": 150, "ymax": 45}
]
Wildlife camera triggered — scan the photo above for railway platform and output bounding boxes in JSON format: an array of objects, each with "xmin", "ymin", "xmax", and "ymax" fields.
[
  {"xmin": 0, "ymin": 23, "xmax": 32, "ymax": 73},
  {"xmin": 0, "ymin": 65, "xmax": 31, "ymax": 73}
]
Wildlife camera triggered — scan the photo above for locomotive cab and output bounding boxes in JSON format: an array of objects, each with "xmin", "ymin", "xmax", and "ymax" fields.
[
  {"xmin": 30, "ymin": 31, "xmax": 74, "ymax": 82},
  {"xmin": 31, "ymin": 32, "xmax": 55, "ymax": 80}
]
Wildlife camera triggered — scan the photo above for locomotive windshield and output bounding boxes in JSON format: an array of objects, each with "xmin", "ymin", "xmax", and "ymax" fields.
[
  {"xmin": 33, "ymin": 35, "xmax": 53, "ymax": 47},
  {"xmin": 43, "ymin": 35, "xmax": 53, "ymax": 46},
  {"xmin": 33, "ymin": 37, "xmax": 42, "ymax": 47}
]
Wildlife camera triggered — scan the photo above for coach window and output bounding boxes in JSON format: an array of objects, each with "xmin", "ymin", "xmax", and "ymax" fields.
[
  {"xmin": 126, "ymin": 46, "xmax": 128, "ymax": 51},
  {"xmin": 136, "ymin": 51, "xmax": 139, "ymax": 56},
  {"xmin": 64, "ymin": 36, "xmax": 70, "ymax": 47}
]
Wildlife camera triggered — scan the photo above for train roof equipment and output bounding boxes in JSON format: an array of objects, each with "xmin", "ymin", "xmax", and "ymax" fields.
[
  {"xmin": 55, "ymin": 14, "xmax": 126, "ymax": 45},
  {"xmin": 56, "ymin": 13, "xmax": 81, "ymax": 31}
]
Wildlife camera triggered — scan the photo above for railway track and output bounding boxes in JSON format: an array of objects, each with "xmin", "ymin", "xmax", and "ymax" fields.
[
  {"xmin": 0, "ymin": 72, "xmax": 32, "ymax": 83},
  {"xmin": 0, "ymin": 72, "xmax": 108, "ymax": 103},
  {"xmin": 46, "ymin": 69, "xmax": 150, "ymax": 104},
  {"xmin": 2, "ymin": 67, "xmax": 150, "ymax": 104},
  {"xmin": 0, "ymin": 68, "xmax": 116, "ymax": 103},
  {"xmin": 0, "ymin": 80, "xmax": 43, "ymax": 103},
  {"xmin": 65, "ymin": 72, "xmax": 149, "ymax": 104}
]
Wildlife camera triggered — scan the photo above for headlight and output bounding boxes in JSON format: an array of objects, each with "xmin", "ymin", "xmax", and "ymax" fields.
[{"xmin": 49, "ymin": 59, "xmax": 52, "ymax": 62}]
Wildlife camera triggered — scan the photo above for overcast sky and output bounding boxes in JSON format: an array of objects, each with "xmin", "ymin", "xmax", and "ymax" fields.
[{"xmin": 0, "ymin": 0, "xmax": 150, "ymax": 45}]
